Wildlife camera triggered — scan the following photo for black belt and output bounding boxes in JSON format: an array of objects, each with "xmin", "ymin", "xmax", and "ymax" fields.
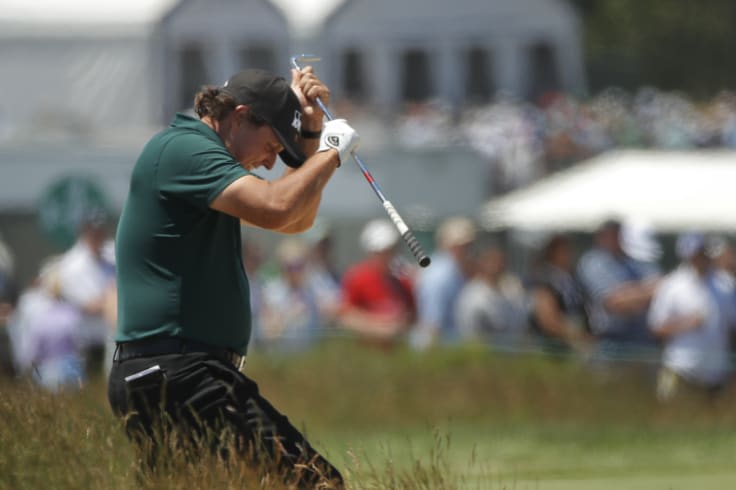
[{"xmin": 114, "ymin": 337, "xmax": 244, "ymax": 369}]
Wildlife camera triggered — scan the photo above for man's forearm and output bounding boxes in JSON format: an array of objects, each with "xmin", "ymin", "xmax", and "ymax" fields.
[
  {"xmin": 277, "ymin": 190, "xmax": 322, "ymax": 233},
  {"xmin": 603, "ymin": 282, "xmax": 656, "ymax": 315}
]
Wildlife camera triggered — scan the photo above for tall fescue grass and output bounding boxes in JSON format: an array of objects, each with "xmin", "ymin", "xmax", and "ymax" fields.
[{"xmin": 2, "ymin": 339, "xmax": 736, "ymax": 489}]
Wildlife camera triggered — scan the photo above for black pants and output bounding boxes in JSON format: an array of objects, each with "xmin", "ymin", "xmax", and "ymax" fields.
[{"xmin": 108, "ymin": 352, "xmax": 343, "ymax": 488}]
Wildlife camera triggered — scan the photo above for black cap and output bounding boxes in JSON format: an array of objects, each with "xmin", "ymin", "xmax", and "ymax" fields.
[{"xmin": 222, "ymin": 69, "xmax": 306, "ymax": 168}]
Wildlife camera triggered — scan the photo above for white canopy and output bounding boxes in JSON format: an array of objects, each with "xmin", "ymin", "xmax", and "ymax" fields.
[{"xmin": 480, "ymin": 150, "xmax": 736, "ymax": 233}]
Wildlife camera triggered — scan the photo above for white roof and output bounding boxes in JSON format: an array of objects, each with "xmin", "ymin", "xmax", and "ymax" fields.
[
  {"xmin": 480, "ymin": 150, "xmax": 736, "ymax": 233},
  {"xmin": 324, "ymin": 0, "xmax": 577, "ymax": 38},
  {"xmin": 0, "ymin": 0, "xmax": 178, "ymax": 24},
  {"xmin": 0, "ymin": 0, "xmax": 342, "ymax": 37}
]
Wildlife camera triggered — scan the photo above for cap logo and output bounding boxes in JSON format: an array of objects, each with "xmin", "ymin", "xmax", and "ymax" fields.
[{"xmin": 291, "ymin": 110, "xmax": 302, "ymax": 132}]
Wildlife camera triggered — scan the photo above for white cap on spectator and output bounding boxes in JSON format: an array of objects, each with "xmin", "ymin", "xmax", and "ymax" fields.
[
  {"xmin": 620, "ymin": 218, "xmax": 661, "ymax": 262},
  {"xmin": 276, "ymin": 238, "xmax": 309, "ymax": 265},
  {"xmin": 675, "ymin": 232, "xmax": 707, "ymax": 260},
  {"xmin": 437, "ymin": 216, "xmax": 476, "ymax": 249},
  {"xmin": 360, "ymin": 219, "xmax": 399, "ymax": 253}
]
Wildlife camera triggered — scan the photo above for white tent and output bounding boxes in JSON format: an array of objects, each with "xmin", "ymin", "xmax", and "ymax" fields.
[{"xmin": 480, "ymin": 150, "xmax": 736, "ymax": 233}]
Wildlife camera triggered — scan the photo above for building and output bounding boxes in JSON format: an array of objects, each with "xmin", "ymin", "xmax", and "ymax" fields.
[
  {"xmin": 0, "ymin": 0, "xmax": 292, "ymax": 138},
  {"xmin": 320, "ymin": 0, "xmax": 585, "ymax": 112},
  {"xmin": 0, "ymin": 0, "xmax": 584, "ymax": 283}
]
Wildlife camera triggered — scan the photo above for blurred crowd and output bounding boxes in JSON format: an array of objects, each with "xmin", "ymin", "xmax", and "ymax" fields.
[
  {"xmin": 2, "ymin": 211, "xmax": 736, "ymax": 404},
  {"xmin": 231, "ymin": 215, "xmax": 736, "ymax": 404},
  {"xmin": 1, "ymin": 80, "xmax": 735, "ymax": 411},
  {"xmin": 391, "ymin": 88, "xmax": 736, "ymax": 192},
  {"xmin": 0, "ymin": 210, "xmax": 116, "ymax": 391}
]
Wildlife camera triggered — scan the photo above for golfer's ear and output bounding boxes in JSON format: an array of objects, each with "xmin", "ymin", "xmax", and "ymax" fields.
[{"xmin": 232, "ymin": 104, "xmax": 250, "ymax": 124}]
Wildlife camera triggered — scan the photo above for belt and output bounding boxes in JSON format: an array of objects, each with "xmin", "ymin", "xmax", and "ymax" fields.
[{"xmin": 114, "ymin": 337, "xmax": 244, "ymax": 369}]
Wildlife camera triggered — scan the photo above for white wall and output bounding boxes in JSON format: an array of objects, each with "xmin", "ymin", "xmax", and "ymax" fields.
[{"xmin": 0, "ymin": 36, "xmax": 162, "ymax": 138}]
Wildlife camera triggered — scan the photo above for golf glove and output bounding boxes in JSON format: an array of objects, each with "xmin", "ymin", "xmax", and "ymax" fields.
[{"xmin": 317, "ymin": 119, "xmax": 360, "ymax": 165}]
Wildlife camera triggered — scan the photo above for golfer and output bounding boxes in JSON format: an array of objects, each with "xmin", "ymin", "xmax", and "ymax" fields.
[{"xmin": 107, "ymin": 66, "xmax": 358, "ymax": 487}]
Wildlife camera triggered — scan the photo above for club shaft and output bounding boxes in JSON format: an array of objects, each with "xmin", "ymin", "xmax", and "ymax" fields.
[
  {"xmin": 290, "ymin": 56, "xmax": 430, "ymax": 268},
  {"xmin": 291, "ymin": 59, "xmax": 387, "ymax": 202}
]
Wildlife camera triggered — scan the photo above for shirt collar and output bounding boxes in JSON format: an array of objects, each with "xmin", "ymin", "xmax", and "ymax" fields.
[{"xmin": 171, "ymin": 113, "xmax": 223, "ymax": 146}]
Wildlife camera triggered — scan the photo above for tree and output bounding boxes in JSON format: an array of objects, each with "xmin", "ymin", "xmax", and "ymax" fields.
[{"xmin": 570, "ymin": 0, "xmax": 736, "ymax": 97}]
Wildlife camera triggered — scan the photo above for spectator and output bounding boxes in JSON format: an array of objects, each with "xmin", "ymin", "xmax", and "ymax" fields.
[
  {"xmin": 258, "ymin": 238, "xmax": 322, "ymax": 351},
  {"xmin": 0, "ymin": 236, "xmax": 18, "ymax": 377},
  {"xmin": 455, "ymin": 244, "xmax": 526, "ymax": 349},
  {"xmin": 338, "ymin": 219, "xmax": 415, "ymax": 347},
  {"xmin": 56, "ymin": 208, "xmax": 116, "ymax": 377},
  {"xmin": 577, "ymin": 218, "xmax": 662, "ymax": 361},
  {"xmin": 527, "ymin": 234, "xmax": 592, "ymax": 356},
  {"xmin": 396, "ymin": 100, "xmax": 455, "ymax": 149},
  {"xmin": 241, "ymin": 237, "xmax": 266, "ymax": 347},
  {"xmin": 411, "ymin": 216, "xmax": 476, "ymax": 349},
  {"xmin": 303, "ymin": 219, "xmax": 342, "ymax": 323},
  {"xmin": 709, "ymin": 235, "xmax": 736, "ymax": 291},
  {"xmin": 10, "ymin": 258, "xmax": 85, "ymax": 391},
  {"xmin": 705, "ymin": 236, "xmax": 736, "ymax": 358},
  {"xmin": 648, "ymin": 232, "xmax": 736, "ymax": 402}
]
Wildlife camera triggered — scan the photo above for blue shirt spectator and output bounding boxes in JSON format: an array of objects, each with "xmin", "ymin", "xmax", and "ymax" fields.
[
  {"xmin": 255, "ymin": 238, "xmax": 322, "ymax": 351},
  {"xmin": 411, "ymin": 217, "xmax": 476, "ymax": 349},
  {"xmin": 577, "ymin": 219, "xmax": 662, "ymax": 358}
]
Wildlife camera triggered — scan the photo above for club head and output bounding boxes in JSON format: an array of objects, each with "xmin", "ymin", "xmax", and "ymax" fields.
[{"xmin": 290, "ymin": 54, "xmax": 322, "ymax": 70}]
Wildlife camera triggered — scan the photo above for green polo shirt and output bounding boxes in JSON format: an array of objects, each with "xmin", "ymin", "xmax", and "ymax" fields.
[{"xmin": 115, "ymin": 113, "xmax": 251, "ymax": 354}]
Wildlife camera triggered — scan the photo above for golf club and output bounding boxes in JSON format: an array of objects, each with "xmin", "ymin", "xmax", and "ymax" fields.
[{"xmin": 291, "ymin": 54, "xmax": 431, "ymax": 268}]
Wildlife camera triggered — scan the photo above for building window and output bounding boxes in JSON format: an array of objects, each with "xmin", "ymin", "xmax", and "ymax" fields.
[
  {"xmin": 401, "ymin": 49, "xmax": 433, "ymax": 102},
  {"xmin": 528, "ymin": 42, "xmax": 561, "ymax": 101},
  {"xmin": 178, "ymin": 44, "xmax": 209, "ymax": 111},
  {"xmin": 465, "ymin": 46, "xmax": 494, "ymax": 103},
  {"xmin": 240, "ymin": 44, "xmax": 276, "ymax": 72},
  {"xmin": 342, "ymin": 49, "xmax": 367, "ymax": 100}
]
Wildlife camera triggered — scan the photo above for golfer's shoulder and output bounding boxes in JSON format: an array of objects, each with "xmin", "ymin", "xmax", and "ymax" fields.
[
  {"xmin": 161, "ymin": 125, "xmax": 225, "ymax": 155},
  {"xmin": 152, "ymin": 127, "xmax": 232, "ymax": 174}
]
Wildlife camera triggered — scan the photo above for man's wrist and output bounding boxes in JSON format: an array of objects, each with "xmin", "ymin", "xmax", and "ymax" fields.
[{"xmin": 301, "ymin": 128, "xmax": 323, "ymax": 139}]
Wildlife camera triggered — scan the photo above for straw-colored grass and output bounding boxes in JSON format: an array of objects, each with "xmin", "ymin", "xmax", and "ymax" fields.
[{"xmin": 2, "ymin": 340, "xmax": 736, "ymax": 489}]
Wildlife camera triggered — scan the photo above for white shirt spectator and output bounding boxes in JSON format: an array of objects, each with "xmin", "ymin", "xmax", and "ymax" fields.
[
  {"xmin": 648, "ymin": 265, "xmax": 736, "ymax": 386},
  {"xmin": 57, "ymin": 240, "xmax": 115, "ymax": 347}
]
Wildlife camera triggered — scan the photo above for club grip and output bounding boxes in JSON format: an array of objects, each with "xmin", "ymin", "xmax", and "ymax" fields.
[
  {"xmin": 382, "ymin": 200, "xmax": 430, "ymax": 267},
  {"xmin": 402, "ymin": 230, "xmax": 431, "ymax": 268}
]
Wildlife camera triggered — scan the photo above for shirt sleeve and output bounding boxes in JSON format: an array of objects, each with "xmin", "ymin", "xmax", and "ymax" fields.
[
  {"xmin": 417, "ymin": 267, "xmax": 451, "ymax": 331},
  {"xmin": 157, "ymin": 136, "xmax": 249, "ymax": 209},
  {"xmin": 647, "ymin": 279, "xmax": 676, "ymax": 332},
  {"xmin": 57, "ymin": 249, "xmax": 107, "ymax": 306},
  {"xmin": 577, "ymin": 253, "xmax": 623, "ymax": 302}
]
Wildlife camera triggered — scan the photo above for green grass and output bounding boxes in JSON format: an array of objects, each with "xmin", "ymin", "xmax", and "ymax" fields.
[{"xmin": 2, "ymin": 340, "xmax": 736, "ymax": 489}]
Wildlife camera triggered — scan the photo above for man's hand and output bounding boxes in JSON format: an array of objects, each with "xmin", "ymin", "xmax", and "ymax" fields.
[
  {"xmin": 290, "ymin": 66, "xmax": 329, "ymax": 131},
  {"xmin": 317, "ymin": 119, "xmax": 360, "ymax": 164}
]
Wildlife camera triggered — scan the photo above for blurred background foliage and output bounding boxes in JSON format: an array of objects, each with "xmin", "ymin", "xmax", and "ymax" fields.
[{"xmin": 573, "ymin": 0, "xmax": 736, "ymax": 97}]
